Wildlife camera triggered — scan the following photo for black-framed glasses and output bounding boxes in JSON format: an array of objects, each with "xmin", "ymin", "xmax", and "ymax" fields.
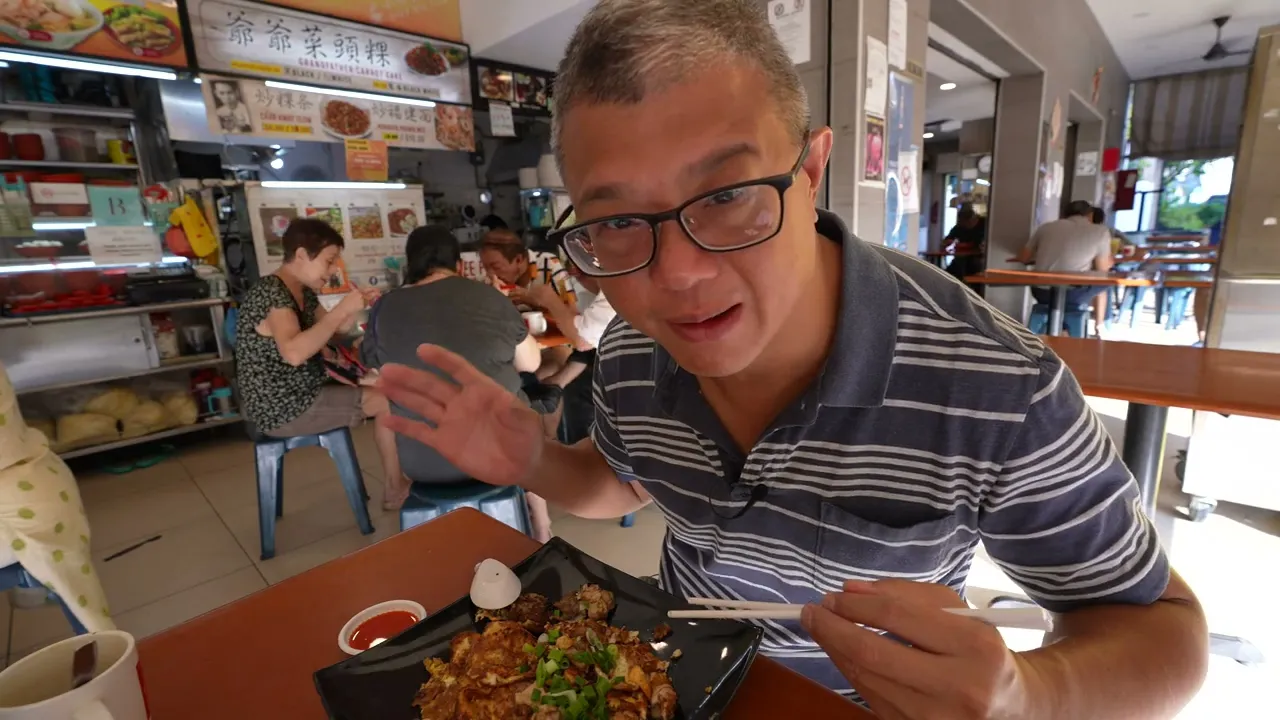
[{"xmin": 549, "ymin": 140, "xmax": 811, "ymax": 278}]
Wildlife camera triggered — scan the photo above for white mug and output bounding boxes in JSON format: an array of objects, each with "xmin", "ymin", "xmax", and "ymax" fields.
[
  {"xmin": 522, "ymin": 311, "xmax": 548, "ymax": 335},
  {"xmin": 0, "ymin": 631, "xmax": 148, "ymax": 720}
]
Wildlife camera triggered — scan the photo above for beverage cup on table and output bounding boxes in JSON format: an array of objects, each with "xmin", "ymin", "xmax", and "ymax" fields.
[
  {"xmin": 0, "ymin": 631, "xmax": 149, "ymax": 720},
  {"xmin": 522, "ymin": 311, "xmax": 548, "ymax": 335}
]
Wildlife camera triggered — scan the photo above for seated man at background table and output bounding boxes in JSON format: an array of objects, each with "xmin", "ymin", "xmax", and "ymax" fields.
[
  {"xmin": 942, "ymin": 203, "xmax": 986, "ymax": 285},
  {"xmin": 1016, "ymin": 200, "xmax": 1115, "ymax": 335},
  {"xmin": 379, "ymin": 0, "xmax": 1208, "ymax": 716}
]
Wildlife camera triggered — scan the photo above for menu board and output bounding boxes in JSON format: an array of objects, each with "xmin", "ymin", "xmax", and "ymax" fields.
[
  {"xmin": 189, "ymin": 0, "xmax": 471, "ymax": 104},
  {"xmin": 0, "ymin": 0, "xmax": 188, "ymax": 67},
  {"xmin": 472, "ymin": 58, "xmax": 553, "ymax": 117},
  {"xmin": 257, "ymin": 0, "xmax": 462, "ymax": 42},
  {"xmin": 201, "ymin": 75, "xmax": 475, "ymax": 152},
  {"xmin": 245, "ymin": 183, "xmax": 426, "ymax": 289}
]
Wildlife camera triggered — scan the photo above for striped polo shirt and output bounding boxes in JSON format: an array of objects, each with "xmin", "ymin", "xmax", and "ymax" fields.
[{"xmin": 591, "ymin": 210, "xmax": 1169, "ymax": 698}]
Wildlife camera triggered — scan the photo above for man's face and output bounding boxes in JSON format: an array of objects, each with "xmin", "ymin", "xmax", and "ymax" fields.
[
  {"xmin": 293, "ymin": 245, "xmax": 341, "ymax": 290},
  {"xmin": 558, "ymin": 64, "xmax": 832, "ymax": 378},
  {"xmin": 480, "ymin": 248, "xmax": 524, "ymax": 285}
]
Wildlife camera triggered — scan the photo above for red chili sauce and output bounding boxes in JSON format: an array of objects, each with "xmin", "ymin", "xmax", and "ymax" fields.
[{"xmin": 348, "ymin": 610, "xmax": 420, "ymax": 651}]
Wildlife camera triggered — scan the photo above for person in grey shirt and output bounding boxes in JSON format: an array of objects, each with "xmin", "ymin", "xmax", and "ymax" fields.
[
  {"xmin": 1017, "ymin": 200, "xmax": 1115, "ymax": 333},
  {"xmin": 360, "ymin": 225, "xmax": 542, "ymax": 510}
]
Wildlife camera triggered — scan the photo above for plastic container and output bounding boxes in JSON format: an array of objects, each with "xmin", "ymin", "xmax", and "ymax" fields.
[
  {"xmin": 337, "ymin": 600, "xmax": 425, "ymax": 655},
  {"xmin": 54, "ymin": 127, "xmax": 100, "ymax": 162},
  {"xmin": 0, "ymin": 133, "xmax": 10, "ymax": 160},
  {"xmin": 12, "ymin": 133, "xmax": 44, "ymax": 161}
]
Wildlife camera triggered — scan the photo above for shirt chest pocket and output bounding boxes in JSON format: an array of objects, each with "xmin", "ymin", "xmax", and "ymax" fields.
[{"xmin": 813, "ymin": 501, "xmax": 963, "ymax": 583}]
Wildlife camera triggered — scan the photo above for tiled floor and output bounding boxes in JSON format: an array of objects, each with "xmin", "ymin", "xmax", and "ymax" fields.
[{"xmin": 4, "ymin": 306, "xmax": 1274, "ymax": 717}]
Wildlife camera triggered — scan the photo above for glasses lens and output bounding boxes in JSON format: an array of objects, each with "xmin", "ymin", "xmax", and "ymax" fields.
[
  {"xmin": 563, "ymin": 217, "xmax": 653, "ymax": 276},
  {"xmin": 680, "ymin": 183, "xmax": 782, "ymax": 249}
]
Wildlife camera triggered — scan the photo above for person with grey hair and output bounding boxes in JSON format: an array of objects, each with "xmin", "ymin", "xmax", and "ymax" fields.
[{"xmin": 378, "ymin": 0, "xmax": 1207, "ymax": 716}]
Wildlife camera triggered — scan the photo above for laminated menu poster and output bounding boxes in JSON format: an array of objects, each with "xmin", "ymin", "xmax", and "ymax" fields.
[
  {"xmin": 201, "ymin": 75, "xmax": 475, "ymax": 151},
  {"xmin": 188, "ymin": 0, "xmax": 471, "ymax": 104},
  {"xmin": 0, "ymin": 0, "xmax": 188, "ymax": 68},
  {"xmin": 245, "ymin": 184, "xmax": 425, "ymax": 290}
]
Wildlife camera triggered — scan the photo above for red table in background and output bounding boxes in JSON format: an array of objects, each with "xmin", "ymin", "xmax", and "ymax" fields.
[{"xmin": 137, "ymin": 508, "xmax": 869, "ymax": 719}]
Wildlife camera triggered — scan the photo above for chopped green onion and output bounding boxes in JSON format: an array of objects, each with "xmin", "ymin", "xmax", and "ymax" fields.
[
  {"xmin": 575, "ymin": 675, "xmax": 587, "ymax": 687},
  {"xmin": 535, "ymin": 660, "xmax": 547, "ymax": 688},
  {"xmin": 543, "ymin": 659, "xmax": 560, "ymax": 675},
  {"xmin": 535, "ymin": 644, "xmax": 548, "ymax": 658},
  {"xmin": 548, "ymin": 648, "xmax": 566, "ymax": 663},
  {"xmin": 571, "ymin": 651, "xmax": 592, "ymax": 665},
  {"xmin": 583, "ymin": 686, "xmax": 597, "ymax": 702},
  {"xmin": 612, "ymin": 676, "xmax": 624, "ymax": 686},
  {"xmin": 523, "ymin": 643, "xmax": 535, "ymax": 655},
  {"xmin": 550, "ymin": 676, "xmax": 569, "ymax": 692},
  {"xmin": 531, "ymin": 689, "xmax": 542, "ymax": 702},
  {"xmin": 553, "ymin": 609, "xmax": 561, "ymax": 617},
  {"xmin": 548, "ymin": 629, "xmax": 561, "ymax": 642},
  {"xmin": 517, "ymin": 664, "xmax": 529, "ymax": 673},
  {"xmin": 606, "ymin": 644, "xmax": 618, "ymax": 658}
]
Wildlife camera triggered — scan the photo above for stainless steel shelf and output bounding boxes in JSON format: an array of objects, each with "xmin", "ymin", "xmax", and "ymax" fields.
[
  {"xmin": 59, "ymin": 415, "xmax": 243, "ymax": 460},
  {"xmin": 16, "ymin": 355, "xmax": 232, "ymax": 396},
  {"xmin": 0, "ymin": 298, "xmax": 228, "ymax": 328},
  {"xmin": 0, "ymin": 102, "xmax": 134, "ymax": 121},
  {"xmin": 0, "ymin": 160, "xmax": 138, "ymax": 170}
]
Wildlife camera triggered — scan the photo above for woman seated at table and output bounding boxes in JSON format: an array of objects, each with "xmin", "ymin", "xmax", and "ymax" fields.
[
  {"xmin": 360, "ymin": 225, "xmax": 554, "ymax": 537},
  {"xmin": 235, "ymin": 219, "xmax": 396, "ymax": 470}
]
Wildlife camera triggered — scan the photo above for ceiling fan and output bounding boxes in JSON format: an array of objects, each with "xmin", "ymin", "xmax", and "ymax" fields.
[{"xmin": 1202, "ymin": 16, "xmax": 1252, "ymax": 62}]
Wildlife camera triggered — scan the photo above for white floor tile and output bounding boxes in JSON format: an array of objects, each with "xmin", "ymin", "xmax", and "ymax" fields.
[
  {"xmin": 111, "ymin": 566, "xmax": 266, "ymax": 640},
  {"xmin": 551, "ymin": 505, "xmax": 665, "ymax": 580},
  {"xmin": 221, "ymin": 473, "xmax": 380, "ymax": 563},
  {"xmin": 84, "ymin": 477, "xmax": 219, "ymax": 551},
  {"xmin": 96, "ymin": 516, "xmax": 253, "ymax": 616}
]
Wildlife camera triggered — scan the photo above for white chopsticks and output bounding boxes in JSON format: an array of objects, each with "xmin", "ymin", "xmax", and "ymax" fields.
[{"xmin": 668, "ymin": 597, "xmax": 1054, "ymax": 632}]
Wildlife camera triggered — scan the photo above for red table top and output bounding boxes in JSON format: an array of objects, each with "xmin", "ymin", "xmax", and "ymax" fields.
[{"xmin": 136, "ymin": 508, "xmax": 869, "ymax": 719}]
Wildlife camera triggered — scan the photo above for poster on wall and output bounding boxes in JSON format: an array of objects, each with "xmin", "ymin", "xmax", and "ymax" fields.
[
  {"xmin": 202, "ymin": 75, "xmax": 475, "ymax": 151},
  {"xmin": 257, "ymin": 0, "xmax": 462, "ymax": 41},
  {"xmin": 888, "ymin": 0, "xmax": 908, "ymax": 70},
  {"xmin": 472, "ymin": 58, "xmax": 552, "ymax": 116},
  {"xmin": 898, "ymin": 149, "xmax": 920, "ymax": 215},
  {"xmin": 767, "ymin": 0, "xmax": 810, "ymax": 65},
  {"xmin": 883, "ymin": 72, "xmax": 915, "ymax": 251},
  {"xmin": 863, "ymin": 115, "xmax": 885, "ymax": 184},
  {"xmin": 246, "ymin": 183, "xmax": 427, "ymax": 289},
  {"xmin": 0, "ymin": 0, "xmax": 189, "ymax": 67},
  {"xmin": 865, "ymin": 37, "xmax": 888, "ymax": 117},
  {"xmin": 188, "ymin": 0, "xmax": 471, "ymax": 104}
]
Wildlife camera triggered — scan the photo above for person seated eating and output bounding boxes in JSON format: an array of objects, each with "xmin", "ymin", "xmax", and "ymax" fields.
[
  {"xmin": 359, "ymin": 225, "xmax": 554, "ymax": 538},
  {"xmin": 234, "ymin": 218, "xmax": 395, "ymax": 468},
  {"xmin": 1016, "ymin": 200, "xmax": 1115, "ymax": 336}
]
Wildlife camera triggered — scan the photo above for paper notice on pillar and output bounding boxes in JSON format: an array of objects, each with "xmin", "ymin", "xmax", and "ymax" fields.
[
  {"xmin": 888, "ymin": 0, "xmax": 908, "ymax": 70},
  {"xmin": 768, "ymin": 0, "xmax": 811, "ymax": 65},
  {"xmin": 489, "ymin": 102, "xmax": 516, "ymax": 137},
  {"xmin": 862, "ymin": 115, "xmax": 886, "ymax": 185},
  {"xmin": 1052, "ymin": 161, "xmax": 1065, "ymax": 197},
  {"xmin": 1075, "ymin": 151, "xmax": 1099, "ymax": 177},
  {"xmin": 84, "ymin": 226, "xmax": 162, "ymax": 265},
  {"xmin": 898, "ymin": 149, "xmax": 920, "ymax": 214},
  {"xmin": 865, "ymin": 37, "xmax": 889, "ymax": 117}
]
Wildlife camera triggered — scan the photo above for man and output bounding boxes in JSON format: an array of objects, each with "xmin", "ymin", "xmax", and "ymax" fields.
[
  {"xmin": 478, "ymin": 229, "xmax": 578, "ymax": 307},
  {"xmin": 1017, "ymin": 200, "xmax": 1115, "ymax": 335},
  {"xmin": 380, "ymin": 1, "xmax": 1207, "ymax": 716},
  {"xmin": 943, "ymin": 203, "xmax": 987, "ymax": 284}
]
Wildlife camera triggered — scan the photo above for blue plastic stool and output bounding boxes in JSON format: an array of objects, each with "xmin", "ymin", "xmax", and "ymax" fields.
[
  {"xmin": 1028, "ymin": 303, "xmax": 1088, "ymax": 338},
  {"xmin": 400, "ymin": 481, "xmax": 533, "ymax": 536},
  {"xmin": 254, "ymin": 427, "xmax": 373, "ymax": 560},
  {"xmin": 0, "ymin": 562, "xmax": 87, "ymax": 635}
]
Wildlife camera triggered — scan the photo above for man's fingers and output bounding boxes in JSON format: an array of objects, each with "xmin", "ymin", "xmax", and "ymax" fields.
[
  {"xmin": 803, "ymin": 605, "xmax": 940, "ymax": 694},
  {"xmin": 820, "ymin": 592, "xmax": 981, "ymax": 656},
  {"xmin": 415, "ymin": 344, "xmax": 491, "ymax": 386},
  {"xmin": 378, "ymin": 364, "xmax": 456, "ymax": 415}
]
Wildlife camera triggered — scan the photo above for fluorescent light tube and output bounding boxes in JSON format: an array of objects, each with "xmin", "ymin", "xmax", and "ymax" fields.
[
  {"xmin": 261, "ymin": 181, "xmax": 408, "ymax": 190},
  {"xmin": 939, "ymin": 82, "xmax": 957, "ymax": 91},
  {"xmin": 975, "ymin": 178, "xmax": 991, "ymax": 186},
  {"xmin": 263, "ymin": 81, "xmax": 437, "ymax": 108},
  {"xmin": 922, "ymin": 132, "xmax": 935, "ymax": 139},
  {"xmin": 0, "ymin": 51, "xmax": 177, "ymax": 80},
  {"xmin": 33, "ymin": 221, "xmax": 96, "ymax": 231}
]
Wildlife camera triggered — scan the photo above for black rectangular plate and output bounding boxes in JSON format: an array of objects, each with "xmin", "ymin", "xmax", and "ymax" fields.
[{"xmin": 314, "ymin": 537, "xmax": 763, "ymax": 720}]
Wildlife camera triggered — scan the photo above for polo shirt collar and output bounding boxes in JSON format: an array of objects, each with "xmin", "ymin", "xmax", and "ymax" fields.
[{"xmin": 651, "ymin": 209, "xmax": 899, "ymax": 414}]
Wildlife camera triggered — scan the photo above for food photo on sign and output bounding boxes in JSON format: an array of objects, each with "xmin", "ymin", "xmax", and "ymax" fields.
[{"xmin": 0, "ymin": 0, "xmax": 187, "ymax": 65}]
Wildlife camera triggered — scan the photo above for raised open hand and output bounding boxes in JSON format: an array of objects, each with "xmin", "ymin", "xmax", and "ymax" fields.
[{"xmin": 377, "ymin": 344, "xmax": 544, "ymax": 487}]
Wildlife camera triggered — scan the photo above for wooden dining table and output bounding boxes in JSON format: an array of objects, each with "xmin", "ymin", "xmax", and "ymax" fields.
[
  {"xmin": 136, "ymin": 508, "xmax": 869, "ymax": 720},
  {"xmin": 1043, "ymin": 337, "xmax": 1280, "ymax": 515},
  {"xmin": 966, "ymin": 269, "xmax": 1153, "ymax": 335}
]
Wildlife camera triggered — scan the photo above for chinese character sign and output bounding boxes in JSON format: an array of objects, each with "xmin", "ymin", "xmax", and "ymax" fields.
[
  {"xmin": 201, "ymin": 75, "xmax": 475, "ymax": 152},
  {"xmin": 188, "ymin": 0, "xmax": 471, "ymax": 104},
  {"xmin": 0, "ymin": 0, "xmax": 189, "ymax": 68},
  {"xmin": 257, "ymin": 0, "xmax": 462, "ymax": 41}
]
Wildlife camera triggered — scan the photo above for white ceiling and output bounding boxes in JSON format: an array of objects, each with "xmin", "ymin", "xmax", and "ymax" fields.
[
  {"xmin": 1085, "ymin": 0, "xmax": 1280, "ymax": 79},
  {"xmin": 924, "ymin": 46, "xmax": 998, "ymax": 126},
  {"xmin": 460, "ymin": 0, "xmax": 593, "ymax": 70}
]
